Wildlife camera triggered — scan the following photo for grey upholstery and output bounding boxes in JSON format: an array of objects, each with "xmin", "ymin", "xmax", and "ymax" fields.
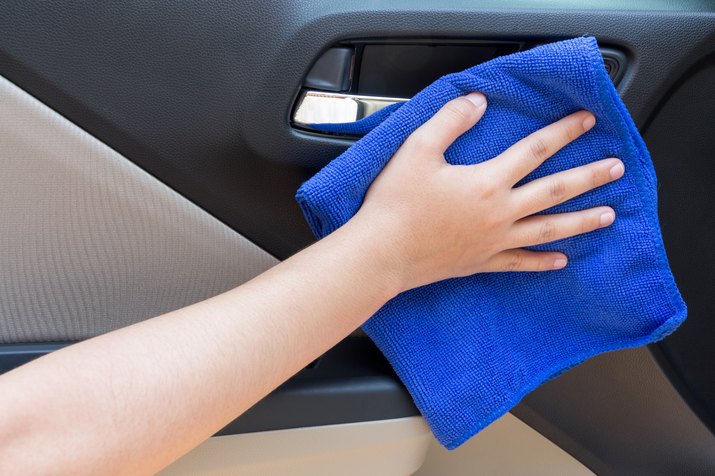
[{"xmin": 0, "ymin": 75, "xmax": 277, "ymax": 343}]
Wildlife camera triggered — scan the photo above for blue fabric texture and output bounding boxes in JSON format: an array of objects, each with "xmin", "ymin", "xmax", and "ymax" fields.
[{"xmin": 295, "ymin": 37, "xmax": 687, "ymax": 450}]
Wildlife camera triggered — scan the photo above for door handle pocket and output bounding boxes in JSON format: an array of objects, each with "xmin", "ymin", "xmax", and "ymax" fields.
[{"xmin": 292, "ymin": 90, "xmax": 407, "ymax": 134}]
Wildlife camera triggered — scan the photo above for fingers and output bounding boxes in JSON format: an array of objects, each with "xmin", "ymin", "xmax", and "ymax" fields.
[
  {"xmin": 483, "ymin": 249, "xmax": 568, "ymax": 272},
  {"xmin": 488, "ymin": 111, "xmax": 596, "ymax": 185},
  {"xmin": 512, "ymin": 158, "xmax": 624, "ymax": 217},
  {"xmin": 404, "ymin": 92, "xmax": 487, "ymax": 157},
  {"xmin": 510, "ymin": 206, "xmax": 615, "ymax": 248}
]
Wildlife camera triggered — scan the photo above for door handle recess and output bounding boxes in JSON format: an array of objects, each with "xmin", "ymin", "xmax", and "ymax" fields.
[
  {"xmin": 292, "ymin": 45, "xmax": 625, "ymax": 136},
  {"xmin": 292, "ymin": 90, "xmax": 407, "ymax": 133}
]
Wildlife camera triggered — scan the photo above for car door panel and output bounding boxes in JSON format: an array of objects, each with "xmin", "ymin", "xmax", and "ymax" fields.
[{"xmin": 1, "ymin": 1, "xmax": 714, "ymax": 474}]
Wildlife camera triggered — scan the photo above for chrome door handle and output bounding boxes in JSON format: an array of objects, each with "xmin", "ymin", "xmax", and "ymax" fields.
[{"xmin": 292, "ymin": 90, "xmax": 408, "ymax": 132}]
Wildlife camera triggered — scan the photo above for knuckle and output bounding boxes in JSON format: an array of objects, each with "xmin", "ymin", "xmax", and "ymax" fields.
[
  {"xmin": 442, "ymin": 98, "xmax": 475, "ymax": 123},
  {"xmin": 505, "ymin": 251, "xmax": 524, "ymax": 271},
  {"xmin": 537, "ymin": 220, "xmax": 556, "ymax": 243},
  {"xmin": 580, "ymin": 214, "xmax": 595, "ymax": 234},
  {"xmin": 533, "ymin": 255, "xmax": 548, "ymax": 272},
  {"xmin": 562, "ymin": 121, "xmax": 580, "ymax": 141},
  {"xmin": 591, "ymin": 165, "xmax": 609, "ymax": 188},
  {"xmin": 484, "ymin": 216, "xmax": 503, "ymax": 233},
  {"xmin": 486, "ymin": 213, "xmax": 507, "ymax": 233},
  {"xmin": 539, "ymin": 255, "xmax": 554, "ymax": 271},
  {"xmin": 547, "ymin": 179, "xmax": 568, "ymax": 204},
  {"xmin": 478, "ymin": 179, "xmax": 500, "ymax": 200},
  {"xmin": 405, "ymin": 133, "xmax": 430, "ymax": 152},
  {"xmin": 479, "ymin": 210, "xmax": 500, "ymax": 231},
  {"xmin": 528, "ymin": 137, "xmax": 550, "ymax": 161}
]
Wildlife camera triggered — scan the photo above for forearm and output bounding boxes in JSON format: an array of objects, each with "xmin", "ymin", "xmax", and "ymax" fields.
[{"xmin": 0, "ymin": 215, "xmax": 399, "ymax": 475}]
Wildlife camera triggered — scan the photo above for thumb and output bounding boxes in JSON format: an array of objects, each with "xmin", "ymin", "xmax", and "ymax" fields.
[{"xmin": 403, "ymin": 92, "xmax": 487, "ymax": 158}]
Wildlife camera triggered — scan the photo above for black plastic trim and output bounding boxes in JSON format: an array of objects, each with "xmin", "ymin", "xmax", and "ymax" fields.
[
  {"xmin": 644, "ymin": 55, "xmax": 715, "ymax": 437},
  {"xmin": 1, "ymin": 3, "xmax": 714, "ymax": 260},
  {"xmin": 304, "ymin": 47, "xmax": 354, "ymax": 92},
  {"xmin": 0, "ymin": 342, "xmax": 71, "ymax": 373}
]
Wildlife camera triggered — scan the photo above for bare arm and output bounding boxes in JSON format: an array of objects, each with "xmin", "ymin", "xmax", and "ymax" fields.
[{"xmin": 0, "ymin": 93, "xmax": 624, "ymax": 475}]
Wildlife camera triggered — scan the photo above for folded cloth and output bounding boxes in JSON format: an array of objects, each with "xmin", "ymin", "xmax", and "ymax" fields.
[{"xmin": 295, "ymin": 37, "xmax": 687, "ymax": 449}]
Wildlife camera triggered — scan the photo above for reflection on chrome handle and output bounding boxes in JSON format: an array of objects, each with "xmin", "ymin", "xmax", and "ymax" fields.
[{"xmin": 292, "ymin": 90, "xmax": 408, "ymax": 132}]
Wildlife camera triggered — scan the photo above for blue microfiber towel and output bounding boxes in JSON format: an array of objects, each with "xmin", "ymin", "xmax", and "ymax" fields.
[{"xmin": 295, "ymin": 37, "xmax": 687, "ymax": 449}]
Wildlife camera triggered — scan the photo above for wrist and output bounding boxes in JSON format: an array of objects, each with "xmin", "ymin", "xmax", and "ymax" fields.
[{"xmin": 337, "ymin": 212, "xmax": 408, "ymax": 301}]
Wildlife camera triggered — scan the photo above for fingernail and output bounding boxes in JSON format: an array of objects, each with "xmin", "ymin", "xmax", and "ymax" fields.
[
  {"xmin": 465, "ymin": 92, "xmax": 487, "ymax": 109},
  {"xmin": 600, "ymin": 211, "xmax": 615, "ymax": 227},
  {"xmin": 554, "ymin": 258, "xmax": 568, "ymax": 269},
  {"xmin": 609, "ymin": 161, "xmax": 625, "ymax": 179},
  {"xmin": 582, "ymin": 114, "xmax": 596, "ymax": 131}
]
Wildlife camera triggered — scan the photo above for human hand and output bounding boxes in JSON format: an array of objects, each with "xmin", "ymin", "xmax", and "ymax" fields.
[{"xmin": 353, "ymin": 92, "xmax": 625, "ymax": 293}]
